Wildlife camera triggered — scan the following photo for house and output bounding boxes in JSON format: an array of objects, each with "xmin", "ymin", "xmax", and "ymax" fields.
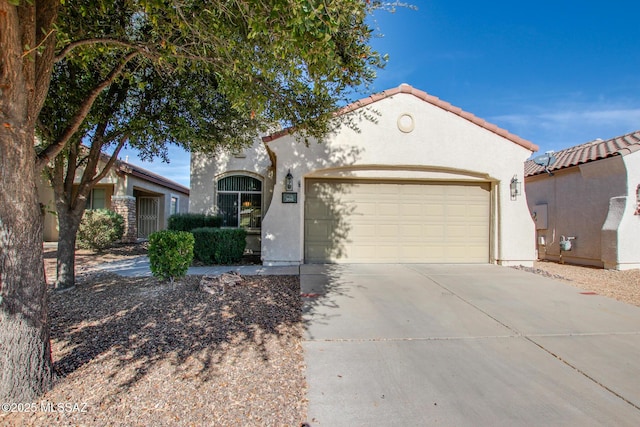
[
  {"xmin": 525, "ymin": 131, "xmax": 640, "ymax": 270},
  {"xmin": 190, "ymin": 84, "xmax": 538, "ymax": 266},
  {"xmin": 38, "ymin": 157, "xmax": 190, "ymax": 242}
]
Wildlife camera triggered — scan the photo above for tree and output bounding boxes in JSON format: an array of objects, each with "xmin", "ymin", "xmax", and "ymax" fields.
[
  {"xmin": 40, "ymin": 59, "xmax": 259, "ymax": 290},
  {"xmin": 1, "ymin": 0, "xmax": 385, "ymax": 400}
]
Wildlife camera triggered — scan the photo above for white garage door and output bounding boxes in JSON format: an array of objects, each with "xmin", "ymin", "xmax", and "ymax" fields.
[{"xmin": 304, "ymin": 180, "xmax": 491, "ymax": 263}]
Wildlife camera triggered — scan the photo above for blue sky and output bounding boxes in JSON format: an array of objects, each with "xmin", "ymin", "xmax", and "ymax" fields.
[{"xmin": 119, "ymin": 0, "xmax": 640, "ymax": 187}]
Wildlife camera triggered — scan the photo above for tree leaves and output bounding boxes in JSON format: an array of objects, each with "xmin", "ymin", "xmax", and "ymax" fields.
[{"xmin": 45, "ymin": 0, "xmax": 386, "ymax": 150}]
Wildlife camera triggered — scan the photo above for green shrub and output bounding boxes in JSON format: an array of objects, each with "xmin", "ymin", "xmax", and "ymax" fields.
[
  {"xmin": 191, "ymin": 227, "xmax": 247, "ymax": 265},
  {"xmin": 168, "ymin": 213, "xmax": 222, "ymax": 232},
  {"xmin": 77, "ymin": 209, "xmax": 125, "ymax": 251},
  {"xmin": 148, "ymin": 230, "xmax": 194, "ymax": 282}
]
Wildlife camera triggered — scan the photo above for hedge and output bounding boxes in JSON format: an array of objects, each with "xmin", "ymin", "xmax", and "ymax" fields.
[
  {"xmin": 191, "ymin": 227, "xmax": 247, "ymax": 265},
  {"xmin": 168, "ymin": 213, "xmax": 222, "ymax": 232}
]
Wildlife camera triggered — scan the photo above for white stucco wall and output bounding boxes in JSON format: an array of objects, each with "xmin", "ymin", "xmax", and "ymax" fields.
[
  {"xmin": 190, "ymin": 140, "xmax": 275, "ymax": 214},
  {"xmin": 601, "ymin": 152, "xmax": 640, "ymax": 269},
  {"xmin": 262, "ymin": 92, "xmax": 536, "ymax": 266},
  {"xmin": 190, "ymin": 140, "xmax": 274, "ymax": 252}
]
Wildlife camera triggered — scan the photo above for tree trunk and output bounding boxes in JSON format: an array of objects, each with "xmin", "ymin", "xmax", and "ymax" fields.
[
  {"xmin": 0, "ymin": 1, "xmax": 57, "ymax": 401},
  {"xmin": 0, "ymin": 110, "xmax": 54, "ymax": 403},
  {"xmin": 55, "ymin": 208, "xmax": 84, "ymax": 290}
]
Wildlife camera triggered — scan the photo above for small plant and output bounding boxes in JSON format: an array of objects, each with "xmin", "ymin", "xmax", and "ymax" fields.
[
  {"xmin": 77, "ymin": 209, "xmax": 125, "ymax": 251},
  {"xmin": 148, "ymin": 230, "xmax": 194, "ymax": 283},
  {"xmin": 192, "ymin": 227, "xmax": 247, "ymax": 265},
  {"xmin": 168, "ymin": 213, "xmax": 222, "ymax": 232}
]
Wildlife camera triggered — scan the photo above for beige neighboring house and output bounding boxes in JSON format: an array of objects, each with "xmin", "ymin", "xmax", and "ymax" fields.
[
  {"xmin": 525, "ymin": 131, "xmax": 640, "ymax": 270},
  {"xmin": 38, "ymin": 156, "xmax": 190, "ymax": 242},
  {"xmin": 191, "ymin": 84, "xmax": 539, "ymax": 266}
]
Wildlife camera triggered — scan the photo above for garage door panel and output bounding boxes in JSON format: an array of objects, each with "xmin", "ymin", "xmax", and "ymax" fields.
[
  {"xmin": 353, "ymin": 201, "xmax": 377, "ymax": 215},
  {"xmin": 305, "ymin": 180, "xmax": 490, "ymax": 263},
  {"xmin": 446, "ymin": 225, "xmax": 469, "ymax": 237},
  {"xmin": 306, "ymin": 221, "xmax": 333, "ymax": 240},
  {"xmin": 378, "ymin": 224, "xmax": 400, "ymax": 237}
]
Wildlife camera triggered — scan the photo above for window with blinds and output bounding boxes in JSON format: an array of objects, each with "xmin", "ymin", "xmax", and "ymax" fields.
[
  {"xmin": 85, "ymin": 188, "xmax": 106, "ymax": 210},
  {"xmin": 217, "ymin": 176, "xmax": 262, "ymax": 228}
]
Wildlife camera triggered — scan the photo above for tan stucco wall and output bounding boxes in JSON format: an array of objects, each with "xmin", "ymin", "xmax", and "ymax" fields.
[
  {"xmin": 261, "ymin": 93, "xmax": 536, "ymax": 266},
  {"xmin": 525, "ymin": 154, "xmax": 640, "ymax": 269},
  {"xmin": 126, "ymin": 174, "xmax": 189, "ymax": 230},
  {"xmin": 38, "ymin": 158, "xmax": 189, "ymax": 241}
]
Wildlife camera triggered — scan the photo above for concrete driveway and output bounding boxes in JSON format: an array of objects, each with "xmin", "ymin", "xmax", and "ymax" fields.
[{"xmin": 301, "ymin": 264, "xmax": 640, "ymax": 426}]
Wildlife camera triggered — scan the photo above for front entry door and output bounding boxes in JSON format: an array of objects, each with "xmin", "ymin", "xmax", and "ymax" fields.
[{"xmin": 138, "ymin": 197, "xmax": 159, "ymax": 238}]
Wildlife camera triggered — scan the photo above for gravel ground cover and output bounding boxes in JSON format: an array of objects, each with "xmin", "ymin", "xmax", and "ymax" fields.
[
  {"xmin": 4, "ymin": 245, "xmax": 307, "ymax": 426},
  {"xmin": 4, "ymin": 244, "xmax": 638, "ymax": 426},
  {"xmin": 516, "ymin": 260, "xmax": 640, "ymax": 307}
]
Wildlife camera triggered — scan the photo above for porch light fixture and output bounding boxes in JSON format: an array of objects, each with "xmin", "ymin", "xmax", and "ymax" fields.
[
  {"xmin": 510, "ymin": 175, "xmax": 521, "ymax": 201},
  {"xmin": 285, "ymin": 169, "xmax": 294, "ymax": 192}
]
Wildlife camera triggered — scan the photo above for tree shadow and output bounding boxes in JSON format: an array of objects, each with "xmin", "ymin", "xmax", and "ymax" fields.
[{"xmin": 48, "ymin": 273, "xmax": 301, "ymax": 395}]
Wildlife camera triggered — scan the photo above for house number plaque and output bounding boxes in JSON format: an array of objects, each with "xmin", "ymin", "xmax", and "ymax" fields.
[{"xmin": 282, "ymin": 192, "xmax": 298, "ymax": 203}]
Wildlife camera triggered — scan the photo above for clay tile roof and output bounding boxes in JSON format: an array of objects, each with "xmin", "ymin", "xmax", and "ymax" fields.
[
  {"xmin": 263, "ymin": 83, "xmax": 538, "ymax": 152},
  {"xmin": 524, "ymin": 130, "xmax": 640, "ymax": 177}
]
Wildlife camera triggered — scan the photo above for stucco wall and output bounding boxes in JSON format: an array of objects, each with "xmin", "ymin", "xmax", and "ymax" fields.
[
  {"xmin": 190, "ymin": 141, "xmax": 274, "ymax": 252},
  {"xmin": 601, "ymin": 152, "xmax": 640, "ymax": 269},
  {"xmin": 190, "ymin": 141, "xmax": 274, "ymax": 215},
  {"xmin": 262, "ymin": 93, "xmax": 536, "ymax": 266},
  {"xmin": 39, "ymin": 158, "xmax": 188, "ymax": 241},
  {"xmin": 525, "ymin": 155, "xmax": 632, "ymax": 268},
  {"xmin": 125, "ymin": 174, "xmax": 189, "ymax": 230}
]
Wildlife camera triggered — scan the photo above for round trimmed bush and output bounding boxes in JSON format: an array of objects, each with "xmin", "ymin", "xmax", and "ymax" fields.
[
  {"xmin": 77, "ymin": 209, "xmax": 125, "ymax": 251},
  {"xmin": 148, "ymin": 230, "xmax": 194, "ymax": 282}
]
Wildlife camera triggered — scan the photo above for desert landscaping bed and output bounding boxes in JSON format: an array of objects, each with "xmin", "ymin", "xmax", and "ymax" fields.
[
  {"xmin": 4, "ymin": 244, "xmax": 639, "ymax": 426},
  {"xmin": 3, "ymin": 261, "xmax": 307, "ymax": 426},
  {"xmin": 518, "ymin": 260, "xmax": 640, "ymax": 308}
]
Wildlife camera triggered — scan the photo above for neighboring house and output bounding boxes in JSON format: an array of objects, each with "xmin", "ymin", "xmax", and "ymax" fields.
[
  {"xmin": 38, "ymin": 156, "xmax": 189, "ymax": 242},
  {"xmin": 191, "ymin": 83, "xmax": 538, "ymax": 266},
  {"xmin": 525, "ymin": 131, "xmax": 640, "ymax": 270}
]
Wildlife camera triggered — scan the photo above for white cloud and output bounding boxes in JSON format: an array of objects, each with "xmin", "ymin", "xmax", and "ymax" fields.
[{"xmin": 490, "ymin": 104, "xmax": 640, "ymax": 153}]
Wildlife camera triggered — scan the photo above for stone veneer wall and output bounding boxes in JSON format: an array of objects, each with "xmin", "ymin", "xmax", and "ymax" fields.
[{"xmin": 111, "ymin": 195, "xmax": 137, "ymax": 242}]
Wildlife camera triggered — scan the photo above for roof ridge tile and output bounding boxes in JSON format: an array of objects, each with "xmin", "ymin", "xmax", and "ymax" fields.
[
  {"xmin": 263, "ymin": 84, "xmax": 538, "ymax": 151},
  {"xmin": 526, "ymin": 129, "xmax": 640, "ymax": 177}
]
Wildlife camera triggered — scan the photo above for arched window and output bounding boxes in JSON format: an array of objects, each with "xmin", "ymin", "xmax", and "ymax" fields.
[{"xmin": 217, "ymin": 176, "xmax": 262, "ymax": 228}]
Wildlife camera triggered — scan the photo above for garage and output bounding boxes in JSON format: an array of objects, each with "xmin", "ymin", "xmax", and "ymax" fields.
[{"xmin": 304, "ymin": 179, "xmax": 491, "ymax": 263}]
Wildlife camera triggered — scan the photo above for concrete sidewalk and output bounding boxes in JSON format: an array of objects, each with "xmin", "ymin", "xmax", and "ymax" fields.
[
  {"xmin": 301, "ymin": 264, "xmax": 640, "ymax": 426},
  {"xmin": 95, "ymin": 255, "xmax": 299, "ymax": 277}
]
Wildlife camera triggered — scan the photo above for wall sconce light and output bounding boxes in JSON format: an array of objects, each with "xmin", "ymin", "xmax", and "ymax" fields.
[
  {"xmin": 285, "ymin": 169, "xmax": 294, "ymax": 192},
  {"xmin": 510, "ymin": 175, "xmax": 521, "ymax": 201}
]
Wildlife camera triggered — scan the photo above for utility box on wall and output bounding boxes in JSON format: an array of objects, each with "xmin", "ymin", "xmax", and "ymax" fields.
[{"xmin": 533, "ymin": 203, "xmax": 548, "ymax": 230}]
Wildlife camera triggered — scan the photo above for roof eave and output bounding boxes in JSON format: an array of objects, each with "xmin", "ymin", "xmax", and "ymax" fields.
[{"xmin": 263, "ymin": 84, "xmax": 538, "ymax": 152}]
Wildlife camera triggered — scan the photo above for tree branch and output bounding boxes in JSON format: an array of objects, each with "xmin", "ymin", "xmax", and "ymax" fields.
[
  {"xmin": 36, "ymin": 50, "xmax": 139, "ymax": 170},
  {"xmin": 90, "ymin": 134, "xmax": 128, "ymax": 187},
  {"xmin": 55, "ymin": 38, "xmax": 143, "ymax": 63},
  {"xmin": 64, "ymin": 141, "xmax": 79, "ymax": 209}
]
